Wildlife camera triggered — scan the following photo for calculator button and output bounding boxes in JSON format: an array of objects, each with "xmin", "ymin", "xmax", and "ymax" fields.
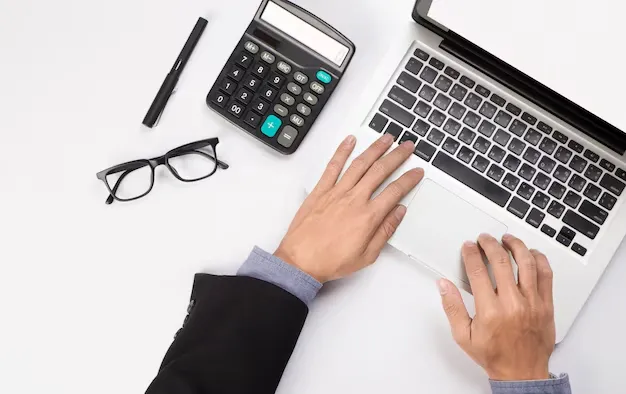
[
  {"xmin": 252, "ymin": 63, "xmax": 269, "ymax": 78},
  {"xmin": 287, "ymin": 82, "xmax": 302, "ymax": 95},
  {"xmin": 303, "ymin": 92, "xmax": 318, "ymax": 105},
  {"xmin": 244, "ymin": 111, "xmax": 262, "ymax": 127},
  {"xmin": 219, "ymin": 78, "xmax": 237, "ymax": 95},
  {"xmin": 244, "ymin": 41, "xmax": 259, "ymax": 54},
  {"xmin": 211, "ymin": 92, "xmax": 229, "ymax": 108},
  {"xmin": 242, "ymin": 75, "xmax": 261, "ymax": 91},
  {"xmin": 297, "ymin": 103, "xmax": 311, "ymax": 116},
  {"xmin": 290, "ymin": 114, "xmax": 305, "ymax": 127},
  {"xmin": 316, "ymin": 70, "xmax": 332, "ymax": 84},
  {"xmin": 294, "ymin": 72, "xmax": 309, "ymax": 85},
  {"xmin": 261, "ymin": 86, "xmax": 278, "ymax": 101},
  {"xmin": 310, "ymin": 82, "xmax": 325, "ymax": 95},
  {"xmin": 268, "ymin": 72, "xmax": 286, "ymax": 88},
  {"xmin": 261, "ymin": 115, "xmax": 282, "ymax": 137},
  {"xmin": 228, "ymin": 65, "xmax": 245, "ymax": 82},
  {"xmin": 274, "ymin": 104, "xmax": 289, "ymax": 117},
  {"xmin": 277, "ymin": 126, "xmax": 298, "ymax": 148},
  {"xmin": 236, "ymin": 52, "xmax": 253, "ymax": 69},
  {"xmin": 280, "ymin": 93, "xmax": 296, "ymax": 106},
  {"xmin": 260, "ymin": 51, "xmax": 276, "ymax": 64},
  {"xmin": 251, "ymin": 98, "xmax": 270, "ymax": 115},
  {"xmin": 235, "ymin": 88, "xmax": 253, "ymax": 105},
  {"xmin": 276, "ymin": 61, "xmax": 292, "ymax": 74},
  {"xmin": 227, "ymin": 101, "xmax": 245, "ymax": 118}
]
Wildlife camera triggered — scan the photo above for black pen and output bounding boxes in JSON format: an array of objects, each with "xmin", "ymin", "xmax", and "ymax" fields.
[{"xmin": 143, "ymin": 17, "xmax": 208, "ymax": 128}]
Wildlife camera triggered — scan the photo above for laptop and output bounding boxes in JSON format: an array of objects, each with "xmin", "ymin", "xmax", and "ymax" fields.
[{"xmin": 306, "ymin": 0, "xmax": 626, "ymax": 342}]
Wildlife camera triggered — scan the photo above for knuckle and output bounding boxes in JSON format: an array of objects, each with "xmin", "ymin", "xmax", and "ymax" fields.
[
  {"xmin": 443, "ymin": 301, "xmax": 459, "ymax": 317},
  {"xmin": 386, "ymin": 182, "xmax": 405, "ymax": 199},
  {"xmin": 351, "ymin": 157, "xmax": 367, "ymax": 171},
  {"xmin": 469, "ymin": 264, "xmax": 487, "ymax": 278},
  {"xmin": 325, "ymin": 160, "xmax": 342, "ymax": 173},
  {"xmin": 382, "ymin": 220, "xmax": 398, "ymax": 238},
  {"xmin": 492, "ymin": 253, "xmax": 511, "ymax": 266},
  {"xmin": 370, "ymin": 160, "xmax": 387, "ymax": 176}
]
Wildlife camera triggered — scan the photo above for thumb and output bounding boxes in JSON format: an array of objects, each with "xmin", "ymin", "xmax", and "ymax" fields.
[{"xmin": 438, "ymin": 279, "xmax": 472, "ymax": 346}]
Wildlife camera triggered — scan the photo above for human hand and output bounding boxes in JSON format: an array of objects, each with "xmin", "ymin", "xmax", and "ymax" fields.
[
  {"xmin": 438, "ymin": 234, "xmax": 556, "ymax": 381},
  {"xmin": 274, "ymin": 134, "xmax": 424, "ymax": 283}
]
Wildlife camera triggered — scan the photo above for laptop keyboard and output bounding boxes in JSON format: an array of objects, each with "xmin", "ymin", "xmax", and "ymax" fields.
[{"xmin": 368, "ymin": 46, "xmax": 626, "ymax": 257}]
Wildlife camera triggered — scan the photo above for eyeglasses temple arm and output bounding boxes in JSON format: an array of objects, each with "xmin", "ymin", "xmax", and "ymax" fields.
[{"xmin": 105, "ymin": 169, "xmax": 133, "ymax": 205}]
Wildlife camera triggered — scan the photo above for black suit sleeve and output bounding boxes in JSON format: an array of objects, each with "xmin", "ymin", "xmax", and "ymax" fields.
[{"xmin": 145, "ymin": 274, "xmax": 309, "ymax": 394}]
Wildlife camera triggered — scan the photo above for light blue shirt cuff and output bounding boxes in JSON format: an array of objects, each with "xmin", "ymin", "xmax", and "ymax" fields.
[
  {"xmin": 490, "ymin": 373, "xmax": 571, "ymax": 394},
  {"xmin": 237, "ymin": 246, "xmax": 322, "ymax": 306}
]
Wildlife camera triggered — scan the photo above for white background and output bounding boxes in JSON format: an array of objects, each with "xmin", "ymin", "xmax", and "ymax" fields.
[{"xmin": 0, "ymin": 0, "xmax": 625, "ymax": 393}]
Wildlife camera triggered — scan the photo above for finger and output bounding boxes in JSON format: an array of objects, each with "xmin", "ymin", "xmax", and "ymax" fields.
[
  {"xmin": 355, "ymin": 140, "xmax": 416, "ymax": 195},
  {"xmin": 363, "ymin": 205, "xmax": 407, "ymax": 263},
  {"xmin": 312, "ymin": 135, "xmax": 356, "ymax": 195},
  {"xmin": 337, "ymin": 134, "xmax": 394, "ymax": 190},
  {"xmin": 502, "ymin": 234, "xmax": 537, "ymax": 298},
  {"xmin": 531, "ymin": 249, "xmax": 554, "ymax": 307},
  {"xmin": 477, "ymin": 234, "xmax": 518, "ymax": 297},
  {"xmin": 462, "ymin": 241, "xmax": 496, "ymax": 306},
  {"xmin": 370, "ymin": 168, "xmax": 424, "ymax": 216},
  {"xmin": 438, "ymin": 279, "xmax": 472, "ymax": 346}
]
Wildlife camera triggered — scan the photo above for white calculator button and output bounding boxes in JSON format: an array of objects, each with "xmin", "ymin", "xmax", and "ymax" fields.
[
  {"xmin": 244, "ymin": 41, "xmax": 259, "ymax": 54},
  {"xmin": 294, "ymin": 72, "xmax": 309, "ymax": 85},
  {"xmin": 290, "ymin": 114, "xmax": 305, "ymax": 127},
  {"xmin": 303, "ymin": 93, "xmax": 318, "ymax": 105},
  {"xmin": 310, "ymin": 81, "xmax": 325, "ymax": 95},
  {"xmin": 261, "ymin": 51, "xmax": 276, "ymax": 64},
  {"xmin": 277, "ymin": 61, "xmax": 292, "ymax": 74}
]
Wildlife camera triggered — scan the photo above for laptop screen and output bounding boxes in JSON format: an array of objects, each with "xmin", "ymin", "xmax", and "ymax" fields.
[{"xmin": 427, "ymin": 0, "xmax": 626, "ymax": 134}]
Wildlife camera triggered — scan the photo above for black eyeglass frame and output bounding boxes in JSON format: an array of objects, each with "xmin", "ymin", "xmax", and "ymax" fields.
[{"xmin": 96, "ymin": 138, "xmax": 229, "ymax": 205}]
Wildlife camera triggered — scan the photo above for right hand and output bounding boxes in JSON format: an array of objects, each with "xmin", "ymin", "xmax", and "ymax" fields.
[{"xmin": 438, "ymin": 234, "xmax": 556, "ymax": 381}]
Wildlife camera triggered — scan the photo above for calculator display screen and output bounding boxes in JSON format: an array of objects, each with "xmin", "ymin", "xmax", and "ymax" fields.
[{"xmin": 261, "ymin": 1, "xmax": 349, "ymax": 67}]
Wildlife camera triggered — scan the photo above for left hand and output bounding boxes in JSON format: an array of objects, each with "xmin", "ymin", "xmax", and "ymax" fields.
[{"xmin": 274, "ymin": 134, "xmax": 424, "ymax": 283}]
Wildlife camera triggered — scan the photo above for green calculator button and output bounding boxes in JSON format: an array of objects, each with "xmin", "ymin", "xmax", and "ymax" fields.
[
  {"xmin": 316, "ymin": 70, "xmax": 332, "ymax": 84},
  {"xmin": 261, "ymin": 115, "xmax": 282, "ymax": 137}
]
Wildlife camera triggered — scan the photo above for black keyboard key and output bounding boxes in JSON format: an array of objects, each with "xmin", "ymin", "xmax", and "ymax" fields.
[
  {"xmin": 448, "ymin": 102, "xmax": 466, "ymax": 120},
  {"xmin": 379, "ymin": 99, "xmax": 416, "ymax": 128},
  {"xmin": 427, "ymin": 129, "xmax": 445, "ymax": 146},
  {"xmin": 526, "ymin": 208, "xmax": 546, "ymax": 228},
  {"xmin": 244, "ymin": 111, "xmax": 262, "ymax": 127},
  {"xmin": 548, "ymin": 182, "xmax": 566, "ymax": 199},
  {"xmin": 554, "ymin": 165, "xmax": 572, "ymax": 183},
  {"xmin": 583, "ymin": 149, "xmax": 600, "ymax": 163},
  {"xmin": 599, "ymin": 192, "xmax": 617, "ymax": 210},
  {"xmin": 268, "ymin": 72, "xmax": 286, "ymax": 88},
  {"xmin": 560, "ymin": 226, "xmax": 576, "ymax": 241},
  {"xmin": 434, "ymin": 93, "xmax": 452, "ymax": 111},
  {"xmin": 428, "ymin": 110, "xmax": 446, "ymax": 127},
  {"xmin": 389, "ymin": 86, "xmax": 417, "ymax": 109},
  {"xmin": 227, "ymin": 100, "xmax": 245, "ymax": 118},
  {"xmin": 534, "ymin": 173, "xmax": 551, "ymax": 190},
  {"xmin": 472, "ymin": 155, "xmax": 490, "ymax": 173},
  {"xmin": 464, "ymin": 92, "xmax": 483, "ymax": 110},
  {"xmin": 518, "ymin": 163, "xmax": 536, "ymax": 182},
  {"xmin": 532, "ymin": 191, "xmax": 550, "ymax": 209},
  {"xmin": 242, "ymin": 75, "xmax": 262, "ymax": 91},
  {"xmin": 490, "ymin": 94, "xmax": 506, "ymax": 107},
  {"xmin": 509, "ymin": 119, "xmax": 528, "ymax": 137},
  {"xmin": 412, "ymin": 119, "xmax": 430, "ymax": 136},
  {"xmin": 235, "ymin": 88, "xmax": 253, "ymax": 104},
  {"xmin": 211, "ymin": 92, "xmax": 230, "ymax": 108},
  {"xmin": 400, "ymin": 131, "xmax": 419, "ymax": 144},
  {"xmin": 617, "ymin": 168, "xmax": 626, "ymax": 181},
  {"xmin": 487, "ymin": 164, "xmax": 505, "ymax": 182},
  {"xmin": 584, "ymin": 184, "xmax": 602, "ymax": 201},
  {"xmin": 419, "ymin": 85, "xmax": 437, "ymax": 102},
  {"xmin": 475, "ymin": 84, "xmax": 491, "ymax": 98},
  {"xmin": 579, "ymin": 200, "xmax": 609, "ymax": 225},
  {"xmin": 518, "ymin": 182, "xmax": 535, "ymax": 200},
  {"xmin": 494, "ymin": 129, "xmax": 511, "ymax": 146},
  {"xmin": 555, "ymin": 146, "xmax": 573, "ymax": 164},
  {"xmin": 553, "ymin": 130, "xmax": 568, "ymax": 144},
  {"xmin": 569, "ymin": 155, "xmax": 588, "ymax": 173},
  {"xmin": 568, "ymin": 174, "xmax": 586, "ymax": 192},
  {"xmin": 572, "ymin": 243, "xmax": 587, "ymax": 257},
  {"xmin": 541, "ymin": 224, "xmax": 556, "ymax": 238},
  {"xmin": 419, "ymin": 66, "xmax": 437, "ymax": 83},
  {"xmin": 537, "ymin": 121, "xmax": 553, "ymax": 134},
  {"xmin": 384, "ymin": 122, "xmax": 403, "ymax": 141},
  {"xmin": 473, "ymin": 136, "xmax": 491, "ymax": 154},
  {"xmin": 251, "ymin": 62, "xmax": 270, "ymax": 78},
  {"xmin": 252, "ymin": 98, "xmax": 271, "ymax": 115},
  {"xmin": 406, "ymin": 58, "xmax": 424, "ymax": 75},
  {"xmin": 556, "ymin": 234, "xmax": 572, "ymax": 247},
  {"xmin": 429, "ymin": 57, "xmax": 445, "ymax": 70},
  {"xmin": 508, "ymin": 138, "xmax": 526, "ymax": 155},
  {"xmin": 488, "ymin": 146, "xmax": 506, "ymax": 163},
  {"xmin": 584, "ymin": 164, "xmax": 602, "ymax": 182},
  {"xmin": 443, "ymin": 137, "xmax": 461, "ymax": 155},
  {"xmin": 506, "ymin": 103, "xmax": 522, "ymax": 116},
  {"xmin": 494, "ymin": 111, "xmax": 513, "ymax": 128},
  {"xmin": 479, "ymin": 102, "xmax": 497, "ymax": 119},
  {"xmin": 523, "ymin": 147, "xmax": 541, "ymax": 165},
  {"xmin": 504, "ymin": 154, "xmax": 522, "ymax": 172},
  {"xmin": 600, "ymin": 173, "xmax": 625, "ymax": 196},
  {"xmin": 397, "ymin": 71, "xmax": 422, "ymax": 93},
  {"xmin": 538, "ymin": 156, "xmax": 556, "ymax": 174},
  {"xmin": 415, "ymin": 140, "xmax": 437, "ymax": 161},
  {"xmin": 444, "ymin": 66, "xmax": 460, "ymax": 79},
  {"xmin": 463, "ymin": 112, "xmax": 481, "ymax": 129},
  {"xmin": 457, "ymin": 146, "xmax": 475, "ymax": 164},
  {"xmin": 236, "ymin": 52, "xmax": 253, "ymax": 68},
  {"xmin": 508, "ymin": 197, "xmax": 530, "ymax": 218},
  {"xmin": 563, "ymin": 210, "xmax": 600, "ymax": 239},
  {"xmin": 414, "ymin": 49, "xmax": 429, "ymax": 61},
  {"xmin": 539, "ymin": 137, "xmax": 557, "ymax": 155},
  {"xmin": 369, "ymin": 113, "xmax": 388, "ymax": 133},
  {"xmin": 568, "ymin": 140, "xmax": 584, "ymax": 154},
  {"xmin": 564, "ymin": 191, "xmax": 582, "ymax": 209},
  {"xmin": 414, "ymin": 101, "xmax": 432, "ymax": 118},
  {"xmin": 219, "ymin": 78, "xmax": 237, "ymax": 94},
  {"xmin": 600, "ymin": 159, "xmax": 616, "ymax": 172},
  {"xmin": 524, "ymin": 129, "xmax": 542, "ymax": 146},
  {"xmin": 460, "ymin": 75, "xmax": 476, "ymax": 88},
  {"xmin": 548, "ymin": 201, "xmax": 565, "ymax": 218},
  {"xmin": 435, "ymin": 75, "xmax": 453, "ymax": 92},
  {"xmin": 450, "ymin": 84, "xmax": 468, "ymax": 101},
  {"xmin": 443, "ymin": 118, "xmax": 461, "ymax": 136},
  {"xmin": 502, "ymin": 173, "xmax": 521, "ymax": 191},
  {"xmin": 459, "ymin": 128, "xmax": 476, "ymax": 145},
  {"xmin": 227, "ymin": 65, "xmax": 245, "ymax": 82},
  {"xmin": 521, "ymin": 112, "xmax": 537, "ymax": 125},
  {"xmin": 479, "ymin": 120, "xmax": 496, "ymax": 137}
]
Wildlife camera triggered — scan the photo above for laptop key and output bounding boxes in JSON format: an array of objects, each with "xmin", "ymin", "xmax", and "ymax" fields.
[
  {"xmin": 428, "ymin": 110, "xmax": 446, "ymax": 127},
  {"xmin": 406, "ymin": 58, "xmax": 424, "ymax": 75},
  {"xmin": 463, "ymin": 111, "xmax": 481, "ymax": 129},
  {"xmin": 414, "ymin": 140, "xmax": 437, "ymax": 161},
  {"xmin": 450, "ymin": 84, "xmax": 468, "ymax": 101},
  {"xmin": 524, "ymin": 129, "xmax": 542, "ymax": 146},
  {"xmin": 459, "ymin": 128, "xmax": 476, "ymax": 145},
  {"xmin": 434, "ymin": 94, "xmax": 452, "ymax": 111},
  {"xmin": 569, "ymin": 155, "xmax": 588, "ymax": 173},
  {"xmin": 579, "ymin": 200, "xmax": 609, "ymax": 225},
  {"xmin": 537, "ymin": 121, "xmax": 553, "ymax": 134},
  {"xmin": 419, "ymin": 66, "xmax": 437, "ymax": 83},
  {"xmin": 443, "ymin": 137, "xmax": 461, "ymax": 155},
  {"xmin": 479, "ymin": 120, "xmax": 497, "ymax": 137},
  {"xmin": 435, "ymin": 75, "xmax": 453, "ymax": 92},
  {"xmin": 457, "ymin": 146, "xmax": 475, "ymax": 164},
  {"xmin": 449, "ymin": 102, "xmax": 466, "ymax": 120},
  {"xmin": 583, "ymin": 149, "xmax": 600, "ymax": 163},
  {"xmin": 400, "ymin": 131, "xmax": 418, "ymax": 144},
  {"xmin": 487, "ymin": 164, "xmax": 505, "ymax": 182},
  {"xmin": 460, "ymin": 75, "xmax": 476, "ymax": 88},
  {"xmin": 506, "ymin": 103, "xmax": 522, "ymax": 116},
  {"xmin": 539, "ymin": 137, "xmax": 557, "ymax": 155},
  {"xmin": 397, "ymin": 71, "xmax": 422, "ymax": 93},
  {"xmin": 490, "ymin": 94, "xmax": 506, "ymax": 107},
  {"xmin": 384, "ymin": 122, "xmax": 403, "ymax": 141},
  {"xmin": 412, "ymin": 119, "xmax": 430, "ymax": 136},
  {"xmin": 472, "ymin": 155, "xmax": 490, "ymax": 173},
  {"xmin": 379, "ymin": 99, "xmax": 415, "ymax": 128},
  {"xmin": 555, "ymin": 146, "xmax": 573, "ymax": 164},
  {"xmin": 568, "ymin": 174, "xmax": 586, "ymax": 192},
  {"xmin": 560, "ymin": 226, "xmax": 576, "ymax": 240},
  {"xmin": 414, "ymin": 101, "xmax": 432, "ymax": 118},
  {"xmin": 443, "ymin": 118, "xmax": 461, "ymax": 136},
  {"xmin": 444, "ymin": 66, "xmax": 460, "ymax": 79},
  {"xmin": 508, "ymin": 138, "xmax": 526, "ymax": 155},
  {"xmin": 553, "ymin": 130, "xmax": 568, "ymax": 144},
  {"xmin": 473, "ymin": 136, "xmax": 491, "ymax": 154},
  {"xmin": 427, "ymin": 129, "xmax": 445, "ymax": 146},
  {"xmin": 538, "ymin": 156, "xmax": 556, "ymax": 174},
  {"xmin": 519, "ymin": 163, "xmax": 536, "ymax": 182},
  {"xmin": 584, "ymin": 184, "xmax": 602, "ymax": 201},
  {"xmin": 548, "ymin": 182, "xmax": 566, "ymax": 199},
  {"xmin": 429, "ymin": 57, "xmax": 445, "ymax": 70},
  {"xmin": 564, "ymin": 191, "xmax": 582, "ymax": 209},
  {"xmin": 523, "ymin": 147, "xmax": 541, "ymax": 165},
  {"xmin": 504, "ymin": 154, "xmax": 522, "ymax": 172},
  {"xmin": 508, "ymin": 197, "xmax": 530, "ymax": 218},
  {"xmin": 541, "ymin": 224, "xmax": 556, "ymax": 238},
  {"xmin": 369, "ymin": 113, "xmax": 388, "ymax": 133},
  {"xmin": 572, "ymin": 243, "xmax": 587, "ymax": 257},
  {"xmin": 433, "ymin": 151, "xmax": 511, "ymax": 207},
  {"xmin": 488, "ymin": 146, "xmax": 506, "ymax": 163},
  {"xmin": 556, "ymin": 233, "xmax": 572, "ymax": 247},
  {"xmin": 509, "ymin": 119, "xmax": 528, "ymax": 137},
  {"xmin": 568, "ymin": 140, "xmax": 584, "ymax": 154},
  {"xmin": 414, "ymin": 48, "xmax": 429, "ymax": 61},
  {"xmin": 584, "ymin": 164, "xmax": 602, "ymax": 182},
  {"xmin": 464, "ymin": 92, "xmax": 483, "ymax": 110},
  {"xmin": 388, "ymin": 86, "xmax": 417, "ymax": 109},
  {"xmin": 563, "ymin": 210, "xmax": 600, "ymax": 239},
  {"xmin": 599, "ymin": 159, "xmax": 616, "ymax": 172},
  {"xmin": 526, "ymin": 208, "xmax": 546, "ymax": 228},
  {"xmin": 517, "ymin": 182, "xmax": 535, "ymax": 200},
  {"xmin": 532, "ymin": 191, "xmax": 550, "ymax": 209},
  {"xmin": 521, "ymin": 112, "xmax": 538, "ymax": 125},
  {"xmin": 554, "ymin": 165, "xmax": 572, "ymax": 183},
  {"xmin": 419, "ymin": 85, "xmax": 437, "ymax": 102},
  {"xmin": 548, "ymin": 201, "xmax": 566, "ymax": 219},
  {"xmin": 479, "ymin": 102, "xmax": 497, "ymax": 119},
  {"xmin": 494, "ymin": 111, "xmax": 513, "ymax": 128},
  {"xmin": 494, "ymin": 129, "xmax": 511, "ymax": 146},
  {"xmin": 475, "ymin": 84, "xmax": 491, "ymax": 98},
  {"xmin": 502, "ymin": 173, "xmax": 521, "ymax": 191},
  {"xmin": 617, "ymin": 168, "xmax": 626, "ymax": 181},
  {"xmin": 534, "ymin": 173, "xmax": 551, "ymax": 190},
  {"xmin": 599, "ymin": 192, "xmax": 617, "ymax": 210},
  {"xmin": 600, "ymin": 173, "xmax": 625, "ymax": 196}
]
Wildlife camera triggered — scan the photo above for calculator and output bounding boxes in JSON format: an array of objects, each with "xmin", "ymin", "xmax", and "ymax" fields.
[{"xmin": 207, "ymin": 0, "xmax": 355, "ymax": 155}]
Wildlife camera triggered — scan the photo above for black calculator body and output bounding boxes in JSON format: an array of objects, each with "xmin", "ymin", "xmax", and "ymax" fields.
[{"xmin": 207, "ymin": 0, "xmax": 355, "ymax": 155}]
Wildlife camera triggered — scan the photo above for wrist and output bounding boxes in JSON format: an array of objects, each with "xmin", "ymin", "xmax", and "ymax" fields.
[
  {"xmin": 274, "ymin": 246, "xmax": 327, "ymax": 283},
  {"xmin": 487, "ymin": 365, "xmax": 550, "ymax": 381}
]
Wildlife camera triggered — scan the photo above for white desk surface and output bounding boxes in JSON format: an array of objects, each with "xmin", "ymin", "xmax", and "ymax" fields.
[{"xmin": 1, "ymin": 0, "xmax": 625, "ymax": 393}]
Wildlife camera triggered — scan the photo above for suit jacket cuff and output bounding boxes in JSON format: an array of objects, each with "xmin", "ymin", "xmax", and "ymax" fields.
[{"xmin": 490, "ymin": 373, "xmax": 571, "ymax": 394}]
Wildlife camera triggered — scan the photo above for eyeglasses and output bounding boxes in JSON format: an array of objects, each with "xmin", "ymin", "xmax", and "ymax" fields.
[{"xmin": 96, "ymin": 138, "xmax": 229, "ymax": 204}]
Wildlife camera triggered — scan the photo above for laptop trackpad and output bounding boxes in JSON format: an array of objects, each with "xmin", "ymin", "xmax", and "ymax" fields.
[{"xmin": 392, "ymin": 180, "xmax": 508, "ymax": 291}]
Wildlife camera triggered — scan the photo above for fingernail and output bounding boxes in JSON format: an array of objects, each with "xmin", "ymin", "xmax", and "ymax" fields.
[
  {"xmin": 395, "ymin": 205, "xmax": 407, "ymax": 220},
  {"xmin": 344, "ymin": 135, "xmax": 356, "ymax": 146},
  {"xmin": 437, "ymin": 279, "xmax": 448, "ymax": 295},
  {"xmin": 463, "ymin": 241, "xmax": 475, "ymax": 248},
  {"xmin": 413, "ymin": 168, "xmax": 424, "ymax": 176},
  {"xmin": 502, "ymin": 233, "xmax": 513, "ymax": 241},
  {"xmin": 381, "ymin": 133, "xmax": 393, "ymax": 143},
  {"xmin": 402, "ymin": 140, "xmax": 416, "ymax": 149}
]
